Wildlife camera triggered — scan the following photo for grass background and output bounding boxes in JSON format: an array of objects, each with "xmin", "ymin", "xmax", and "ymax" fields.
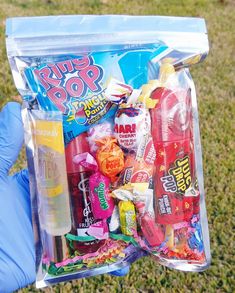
[{"xmin": 0, "ymin": 0, "xmax": 234, "ymax": 292}]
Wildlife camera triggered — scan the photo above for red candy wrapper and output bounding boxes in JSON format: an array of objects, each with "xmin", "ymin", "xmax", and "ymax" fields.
[
  {"xmin": 151, "ymin": 85, "xmax": 200, "ymax": 225},
  {"xmin": 136, "ymin": 202, "xmax": 164, "ymax": 247},
  {"xmin": 65, "ymin": 134, "xmax": 104, "ymax": 253}
]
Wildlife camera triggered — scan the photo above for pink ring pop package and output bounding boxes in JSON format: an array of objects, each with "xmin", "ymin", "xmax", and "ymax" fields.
[{"xmin": 6, "ymin": 15, "xmax": 211, "ymax": 288}]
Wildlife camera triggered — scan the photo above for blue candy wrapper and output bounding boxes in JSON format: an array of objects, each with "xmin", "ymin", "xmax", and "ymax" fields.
[{"xmin": 23, "ymin": 47, "xmax": 160, "ymax": 145}]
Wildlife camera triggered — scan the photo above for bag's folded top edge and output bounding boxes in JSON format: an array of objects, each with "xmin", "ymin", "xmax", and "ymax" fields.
[{"xmin": 6, "ymin": 14, "xmax": 207, "ymax": 38}]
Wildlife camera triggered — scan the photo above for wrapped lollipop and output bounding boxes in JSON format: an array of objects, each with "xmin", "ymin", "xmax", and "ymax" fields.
[
  {"xmin": 114, "ymin": 107, "xmax": 151, "ymax": 151},
  {"xmin": 95, "ymin": 137, "xmax": 125, "ymax": 182}
]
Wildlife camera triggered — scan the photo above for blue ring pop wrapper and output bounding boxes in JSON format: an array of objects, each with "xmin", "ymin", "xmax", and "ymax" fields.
[{"xmin": 24, "ymin": 47, "xmax": 164, "ymax": 145}]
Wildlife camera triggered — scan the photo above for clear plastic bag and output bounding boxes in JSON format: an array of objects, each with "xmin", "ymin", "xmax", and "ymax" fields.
[{"xmin": 6, "ymin": 15, "xmax": 211, "ymax": 288}]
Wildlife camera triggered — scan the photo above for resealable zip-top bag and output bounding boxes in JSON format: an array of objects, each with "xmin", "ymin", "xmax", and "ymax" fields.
[{"xmin": 6, "ymin": 15, "xmax": 210, "ymax": 288}]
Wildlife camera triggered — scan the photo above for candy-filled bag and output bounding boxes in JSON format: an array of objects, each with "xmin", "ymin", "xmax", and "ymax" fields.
[{"xmin": 6, "ymin": 15, "xmax": 210, "ymax": 288}]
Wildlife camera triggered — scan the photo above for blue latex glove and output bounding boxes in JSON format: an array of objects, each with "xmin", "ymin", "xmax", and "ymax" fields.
[
  {"xmin": 0, "ymin": 102, "xmax": 35, "ymax": 292},
  {"xmin": 0, "ymin": 102, "xmax": 129, "ymax": 292}
]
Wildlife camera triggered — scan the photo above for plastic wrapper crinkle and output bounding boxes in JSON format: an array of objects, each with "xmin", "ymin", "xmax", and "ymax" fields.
[{"xmin": 6, "ymin": 15, "xmax": 211, "ymax": 288}]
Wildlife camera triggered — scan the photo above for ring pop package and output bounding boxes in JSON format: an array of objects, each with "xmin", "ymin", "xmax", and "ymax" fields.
[{"xmin": 6, "ymin": 15, "xmax": 211, "ymax": 288}]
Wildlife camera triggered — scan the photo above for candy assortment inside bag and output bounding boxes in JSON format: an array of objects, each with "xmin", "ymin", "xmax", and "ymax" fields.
[
  {"xmin": 149, "ymin": 64, "xmax": 206, "ymax": 266},
  {"xmin": 6, "ymin": 15, "xmax": 210, "ymax": 288}
]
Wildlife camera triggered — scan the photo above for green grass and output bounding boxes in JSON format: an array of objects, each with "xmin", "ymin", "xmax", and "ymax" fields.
[{"xmin": 0, "ymin": 0, "xmax": 234, "ymax": 292}]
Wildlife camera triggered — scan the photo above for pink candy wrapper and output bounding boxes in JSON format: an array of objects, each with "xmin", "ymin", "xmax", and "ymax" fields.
[
  {"xmin": 89, "ymin": 171, "xmax": 115, "ymax": 219},
  {"xmin": 87, "ymin": 220, "xmax": 109, "ymax": 239},
  {"xmin": 73, "ymin": 152, "xmax": 115, "ymax": 220}
]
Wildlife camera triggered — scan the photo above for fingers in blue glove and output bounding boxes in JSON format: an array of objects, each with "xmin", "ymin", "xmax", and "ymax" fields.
[
  {"xmin": 10, "ymin": 169, "xmax": 31, "ymax": 217},
  {"xmin": 0, "ymin": 102, "xmax": 23, "ymax": 176}
]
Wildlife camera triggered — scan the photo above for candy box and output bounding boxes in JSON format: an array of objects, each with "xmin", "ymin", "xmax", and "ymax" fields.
[{"xmin": 6, "ymin": 15, "xmax": 210, "ymax": 288}]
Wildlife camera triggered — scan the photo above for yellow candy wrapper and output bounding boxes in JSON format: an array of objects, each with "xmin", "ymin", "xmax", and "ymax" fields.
[{"xmin": 119, "ymin": 201, "xmax": 137, "ymax": 236}]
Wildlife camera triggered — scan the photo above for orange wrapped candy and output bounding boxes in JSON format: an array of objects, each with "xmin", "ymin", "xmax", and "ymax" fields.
[
  {"xmin": 96, "ymin": 137, "xmax": 125, "ymax": 181},
  {"xmin": 118, "ymin": 135, "xmax": 156, "ymax": 185},
  {"xmin": 119, "ymin": 153, "xmax": 154, "ymax": 185}
]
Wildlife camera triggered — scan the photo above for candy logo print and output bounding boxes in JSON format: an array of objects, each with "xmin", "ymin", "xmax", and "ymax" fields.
[
  {"xmin": 33, "ymin": 55, "xmax": 104, "ymax": 125},
  {"xmin": 94, "ymin": 182, "xmax": 109, "ymax": 210},
  {"xmin": 168, "ymin": 156, "xmax": 192, "ymax": 194}
]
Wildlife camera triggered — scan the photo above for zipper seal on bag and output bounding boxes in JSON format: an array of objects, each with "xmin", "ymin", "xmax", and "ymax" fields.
[{"xmin": 6, "ymin": 15, "xmax": 209, "ymax": 57}]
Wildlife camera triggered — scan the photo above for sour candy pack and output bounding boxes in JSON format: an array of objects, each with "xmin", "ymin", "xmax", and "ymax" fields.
[{"xmin": 6, "ymin": 15, "xmax": 211, "ymax": 288}]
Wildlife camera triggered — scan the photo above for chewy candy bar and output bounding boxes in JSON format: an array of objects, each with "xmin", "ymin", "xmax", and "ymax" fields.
[{"xmin": 119, "ymin": 201, "xmax": 137, "ymax": 236}]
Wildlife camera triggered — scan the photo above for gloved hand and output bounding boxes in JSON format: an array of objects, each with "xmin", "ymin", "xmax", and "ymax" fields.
[
  {"xmin": 0, "ymin": 102, "xmax": 35, "ymax": 292},
  {"xmin": 0, "ymin": 102, "xmax": 129, "ymax": 292}
]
